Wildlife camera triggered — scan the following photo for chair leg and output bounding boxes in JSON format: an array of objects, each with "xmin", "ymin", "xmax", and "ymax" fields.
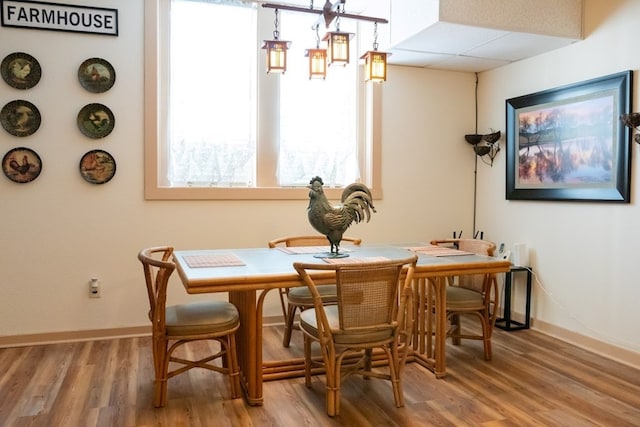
[
  {"xmin": 153, "ymin": 338, "xmax": 169, "ymax": 408},
  {"xmin": 226, "ymin": 333, "xmax": 242, "ymax": 398},
  {"xmin": 450, "ymin": 313, "xmax": 461, "ymax": 345},
  {"xmin": 282, "ymin": 303, "xmax": 298, "ymax": 348},
  {"xmin": 363, "ymin": 348, "xmax": 373, "ymax": 379},
  {"xmin": 304, "ymin": 335, "xmax": 312, "ymax": 388},
  {"xmin": 481, "ymin": 317, "xmax": 493, "ymax": 361},
  {"xmin": 278, "ymin": 287, "xmax": 288, "ymax": 322},
  {"xmin": 326, "ymin": 355, "xmax": 339, "ymax": 417},
  {"xmin": 387, "ymin": 344, "xmax": 404, "ymax": 408}
]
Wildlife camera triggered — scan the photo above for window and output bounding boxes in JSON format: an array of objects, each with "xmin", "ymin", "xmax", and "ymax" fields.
[{"xmin": 144, "ymin": 0, "xmax": 382, "ymax": 200}]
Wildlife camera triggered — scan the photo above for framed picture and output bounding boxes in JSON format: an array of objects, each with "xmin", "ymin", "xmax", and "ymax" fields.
[{"xmin": 506, "ymin": 70, "xmax": 632, "ymax": 202}]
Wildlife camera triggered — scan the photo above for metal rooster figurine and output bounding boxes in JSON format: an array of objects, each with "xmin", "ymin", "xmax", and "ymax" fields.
[{"xmin": 306, "ymin": 176, "xmax": 376, "ymax": 257}]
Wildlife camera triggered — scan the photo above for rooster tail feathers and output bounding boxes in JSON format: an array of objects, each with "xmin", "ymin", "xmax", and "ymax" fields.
[
  {"xmin": 341, "ymin": 183, "xmax": 373, "ymax": 201},
  {"xmin": 351, "ymin": 202, "xmax": 365, "ymax": 223},
  {"xmin": 341, "ymin": 183, "xmax": 377, "ymax": 213},
  {"xmin": 342, "ymin": 190, "xmax": 375, "ymax": 223}
]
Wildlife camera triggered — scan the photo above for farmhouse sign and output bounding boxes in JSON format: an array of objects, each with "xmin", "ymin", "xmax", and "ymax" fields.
[{"xmin": 1, "ymin": 0, "xmax": 118, "ymax": 36}]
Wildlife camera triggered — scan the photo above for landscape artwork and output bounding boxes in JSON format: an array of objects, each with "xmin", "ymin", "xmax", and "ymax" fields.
[{"xmin": 506, "ymin": 71, "xmax": 632, "ymax": 202}]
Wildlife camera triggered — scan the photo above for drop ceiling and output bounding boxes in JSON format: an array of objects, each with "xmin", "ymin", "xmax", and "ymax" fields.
[
  {"xmin": 377, "ymin": 0, "xmax": 584, "ymax": 73},
  {"xmin": 386, "ymin": 22, "xmax": 582, "ymax": 73}
]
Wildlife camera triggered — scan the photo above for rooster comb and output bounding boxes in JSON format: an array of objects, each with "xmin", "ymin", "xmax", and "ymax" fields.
[{"xmin": 309, "ymin": 176, "xmax": 324, "ymax": 185}]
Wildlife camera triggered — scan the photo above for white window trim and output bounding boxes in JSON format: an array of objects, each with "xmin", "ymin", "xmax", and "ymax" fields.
[{"xmin": 143, "ymin": 0, "xmax": 382, "ymax": 200}]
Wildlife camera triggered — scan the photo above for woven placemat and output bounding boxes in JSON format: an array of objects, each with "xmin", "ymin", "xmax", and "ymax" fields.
[
  {"xmin": 323, "ymin": 256, "xmax": 389, "ymax": 264},
  {"xmin": 407, "ymin": 245, "xmax": 473, "ymax": 257},
  {"xmin": 183, "ymin": 253, "xmax": 245, "ymax": 268},
  {"xmin": 277, "ymin": 246, "xmax": 353, "ymax": 255}
]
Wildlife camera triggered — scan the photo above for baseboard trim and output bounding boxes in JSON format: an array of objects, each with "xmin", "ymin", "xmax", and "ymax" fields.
[
  {"xmin": 263, "ymin": 315, "xmax": 285, "ymax": 326},
  {"xmin": 0, "ymin": 326, "xmax": 151, "ymax": 348},
  {"xmin": 0, "ymin": 319, "xmax": 286, "ymax": 348},
  {"xmin": 532, "ymin": 318, "xmax": 640, "ymax": 370},
  {"xmin": 3, "ymin": 318, "xmax": 637, "ymax": 370}
]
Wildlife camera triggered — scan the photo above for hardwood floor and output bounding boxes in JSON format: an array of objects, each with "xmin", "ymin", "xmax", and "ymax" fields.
[{"xmin": 1, "ymin": 322, "xmax": 639, "ymax": 427}]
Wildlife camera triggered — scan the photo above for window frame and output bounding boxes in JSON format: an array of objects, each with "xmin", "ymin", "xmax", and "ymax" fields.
[{"xmin": 143, "ymin": 0, "xmax": 382, "ymax": 200}]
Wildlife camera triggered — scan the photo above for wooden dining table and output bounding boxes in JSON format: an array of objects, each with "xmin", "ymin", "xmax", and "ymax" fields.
[{"xmin": 173, "ymin": 243, "xmax": 511, "ymax": 406}]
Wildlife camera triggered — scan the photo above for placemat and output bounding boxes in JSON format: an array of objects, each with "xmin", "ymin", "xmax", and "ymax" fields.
[
  {"xmin": 407, "ymin": 245, "xmax": 473, "ymax": 257},
  {"xmin": 323, "ymin": 256, "xmax": 389, "ymax": 264},
  {"xmin": 277, "ymin": 246, "xmax": 353, "ymax": 255},
  {"xmin": 183, "ymin": 253, "xmax": 245, "ymax": 268}
]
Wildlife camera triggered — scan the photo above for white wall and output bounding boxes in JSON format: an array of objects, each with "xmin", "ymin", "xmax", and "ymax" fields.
[
  {"xmin": 1, "ymin": 0, "xmax": 637, "ymax": 367},
  {"xmin": 477, "ymin": 0, "xmax": 640, "ymax": 362},
  {"xmin": 0, "ymin": 1, "xmax": 474, "ymax": 337}
]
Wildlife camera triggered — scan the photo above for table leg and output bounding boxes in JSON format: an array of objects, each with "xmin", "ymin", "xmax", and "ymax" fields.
[
  {"xmin": 415, "ymin": 278, "xmax": 427, "ymax": 355},
  {"xmin": 524, "ymin": 270, "xmax": 532, "ymax": 329},
  {"xmin": 229, "ymin": 290, "xmax": 263, "ymax": 406},
  {"xmin": 503, "ymin": 271, "xmax": 513, "ymax": 330},
  {"xmin": 412, "ymin": 276, "xmax": 447, "ymax": 378},
  {"xmin": 433, "ymin": 276, "xmax": 447, "ymax": 377}
]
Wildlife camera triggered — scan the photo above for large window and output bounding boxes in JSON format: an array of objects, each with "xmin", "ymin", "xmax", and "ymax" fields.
[{"xmin": 144, "ymin": 0, "xmax": 382, "ymax": 200}]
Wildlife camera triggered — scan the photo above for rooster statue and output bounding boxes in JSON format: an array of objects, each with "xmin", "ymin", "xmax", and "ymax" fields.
[{"xmin": 307, "ymin": 176, "xmax": 376, "ymax": 255}]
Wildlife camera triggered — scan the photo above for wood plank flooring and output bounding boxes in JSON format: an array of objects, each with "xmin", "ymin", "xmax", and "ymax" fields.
[{"xmin": 1, "ymin": 322, "xmax": 639, "ymax": 426}]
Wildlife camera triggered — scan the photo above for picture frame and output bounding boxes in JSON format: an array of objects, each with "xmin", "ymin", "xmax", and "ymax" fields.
[{"xmin": 506, "ymin": 70, "xmax": 632, "ymax": 202}]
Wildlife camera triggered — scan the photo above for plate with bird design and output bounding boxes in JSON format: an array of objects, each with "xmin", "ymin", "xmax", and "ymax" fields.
[
  {"xmin": 77, "ymin": 103, "xmax": 115, "ymax": 139},
  {"xmin": 79, "ymin": 149, "xmax": 116, "ymax": 184},
  {"xmin": 1, "ymin": 100, "xmax": 41, "ymax": 137},
  {"xmin": 78, "ymin": 57, "xmax": 115, "ymax": 93},
  {"xmin": 2, "ymin": 147, "xmax": 42, "ymax": 183},
  {"xmin": 1, "ymin": 52, "xmax": 42, "ymax": 90}
]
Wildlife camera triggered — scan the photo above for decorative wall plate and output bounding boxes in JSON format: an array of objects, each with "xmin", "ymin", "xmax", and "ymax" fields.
[
  {"xmin": 1, "ymin": 52, "xmax": 42, "ymax": 89},
  {"xmin": 1, "ymin": 100, "xmax": 41, "ymax": 137},
  {"xmin": 77, "ymin": 103, "xmax": 114, "ymax": 138},
  {"xmin": 2, "ymin": 147, "xmax": 42, "ymax": 183},
  {"xmin": 79, "ymin": 149, "xmax": 116, "ymax": 184},
  {"xmin": 78, "ymin": 57, "xmax": 115, "ymax": 93}
]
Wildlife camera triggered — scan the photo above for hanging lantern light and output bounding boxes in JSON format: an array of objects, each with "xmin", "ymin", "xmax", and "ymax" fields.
[
  {"xmin": 305, "ymin": 24, "xmax": 327, "ymax": 79},
  {"xmin": 261, "ymin": 9, "xmax": 291, "ymax": 73},
  {"xmin": 322, "ymin": 5, "xmax": 353, "ymax": 66},
  {"xmin": 360, "ymin": 22, "xmax": 389, "ymax": 82}
]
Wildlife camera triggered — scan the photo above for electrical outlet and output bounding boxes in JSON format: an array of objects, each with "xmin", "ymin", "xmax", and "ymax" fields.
[
  {"xmin": 497, "ymin": 243, "xmax": 511, "ymax": 261},
  {"xmin": 89, "ymin": 277, "xmax": 101, "ymax": 298}
]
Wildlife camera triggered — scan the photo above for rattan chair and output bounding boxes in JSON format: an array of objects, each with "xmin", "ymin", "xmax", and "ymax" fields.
[
  {"xmin": 430, "ymin": 238, "xmax": 499, "ymax": 360},
  {"xmin": 294, "ymin": 255, "xmax": 418, "ymax": 417},
  {"xmin": 138, "ymin": 246, "xmax": 242, "ymax": 407},
  {"xmin": 268, "ymin": 235, "xmax": 362, "ymax": 347}
]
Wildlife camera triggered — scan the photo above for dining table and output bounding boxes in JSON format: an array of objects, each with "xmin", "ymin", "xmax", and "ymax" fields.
[{"xmin": 173, "ymin": 243, "xmax": 511, "ymax": 406}]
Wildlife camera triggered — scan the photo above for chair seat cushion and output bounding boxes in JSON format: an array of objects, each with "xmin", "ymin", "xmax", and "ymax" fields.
[
  {"xmin": 299, "ymin": 305, "xmax": 393, "ymax": 345},
  {"xmin": 287, "ymin": 284, "xmax": 337, "ymax": 305},
  {"xmin": 166, "ymin": 300, "xmax": 239, "ymax": 336},
  {"xmin": 447, "ymin": 286, "xmax": 484, "ymax": 310}
]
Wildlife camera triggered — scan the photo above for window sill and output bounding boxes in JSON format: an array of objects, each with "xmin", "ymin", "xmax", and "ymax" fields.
[{"xmin": 144, "ymin": 185, "xmax": 382, "ymax": 201}]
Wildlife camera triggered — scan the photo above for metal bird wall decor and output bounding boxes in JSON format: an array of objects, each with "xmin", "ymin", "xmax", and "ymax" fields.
[
  {"xmin": 620, "ymin": 112, "xmax": 640, "ymax": 144},
  {"xmin": 306, "ymin": 176, "xmax": 376, "ymax": 257}
]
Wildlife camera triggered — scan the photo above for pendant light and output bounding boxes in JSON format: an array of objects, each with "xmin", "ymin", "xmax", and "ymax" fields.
[
  {"xmin": 261, "ymin": 9, "xmax": 291, "ymax": 73},
  {"xmin": 305, "ymin": 24, "xmax": 327, "ymax": 79},
  {"xmin": 322, "ymin": 5, "xmax": 353, "ymax": 66},
  {"xmin": 360, "ymin": 22, "xmax": 388, "ymax": 83}
]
